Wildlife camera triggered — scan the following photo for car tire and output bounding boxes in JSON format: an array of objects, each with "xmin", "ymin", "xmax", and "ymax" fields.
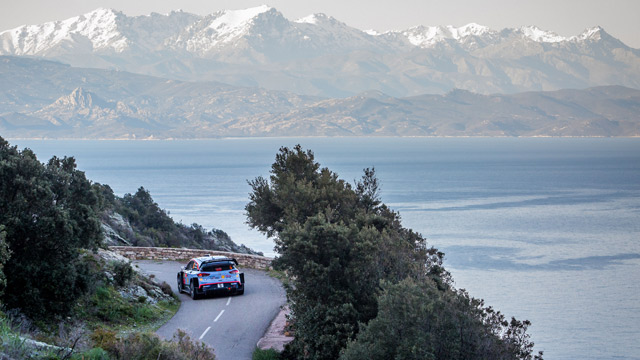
[
  {"xmin": 177, "ymin": 275, "xmax": 183, "ymax": 293},
  {"xmin": 190, "ymin": 281, "xmax": 200, "ymax": 300},
  {"xmin": 236, "ymin": 289, "xmax": 244, "ymax": 296}
]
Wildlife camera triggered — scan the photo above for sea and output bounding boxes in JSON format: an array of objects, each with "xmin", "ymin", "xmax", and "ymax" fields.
[{"xmin": 9, "ymin": 137, "xmax": 640, "ymax": 360}]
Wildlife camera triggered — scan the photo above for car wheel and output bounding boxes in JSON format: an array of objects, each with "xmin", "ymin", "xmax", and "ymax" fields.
[
  {"xmin": 236, "ymin": 289, "xmax": 244, "ymax": 296},
  {"xmin": 190, "ymin": 281, "xmax": 200, "ymax": 300},
  {"xmin": 177, "ymin": 275, "xmax": 182, "ymax": 293}
]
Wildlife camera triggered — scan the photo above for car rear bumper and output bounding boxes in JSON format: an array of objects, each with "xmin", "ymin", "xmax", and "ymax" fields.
[{"xmin": 198, "ymin": 281, "xmax": 243, "ymax": 294}]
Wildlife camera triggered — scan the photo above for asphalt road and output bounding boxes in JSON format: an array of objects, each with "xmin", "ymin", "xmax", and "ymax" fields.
[{"xmin": 134, "ymin": 260, "xmax": 286, "ymax": 360}]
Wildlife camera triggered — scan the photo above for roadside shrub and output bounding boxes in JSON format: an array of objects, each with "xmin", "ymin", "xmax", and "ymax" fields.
[
  {"xmin": 253, "ymin": 347, "xmax": 281, "ymax": 360},
  {"xmin": 111, "ymin": 330, "xmax": 215, "ymax": 360},
  {"xmin": 159, "ymin": 281, "xmax": 174, "ymax": 297},
  {"xmin": 112, "ymin": 261, "xmax": 134, "ymax": 287},
  {"xmin": 115, "ymin": 332, "xmax": 163, "ymax": 360},
  {"xmin": 75, "ymin": 252, "xmax": 104, "ymax": 295},
  {"xmin": 90, "ymin": 328, "xmax": 118, "ymax": 353},
  {"xmin": 171, "ymin": 329, "xmax": 216, "ymax": 360}
]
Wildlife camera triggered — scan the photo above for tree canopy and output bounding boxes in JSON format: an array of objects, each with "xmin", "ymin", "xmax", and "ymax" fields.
[
  {"xmin": 246, "ymin": 145, "xmax": 542, "ymax": 360},
  {"xmin": 0, "ymin": 136, "xmax": 103, "ymax": 317}
]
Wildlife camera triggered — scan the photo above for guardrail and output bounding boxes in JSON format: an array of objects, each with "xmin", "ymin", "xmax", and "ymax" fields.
[{"xmin": 109, "ymin": 246, "xmax": 273, "ymax": 270}]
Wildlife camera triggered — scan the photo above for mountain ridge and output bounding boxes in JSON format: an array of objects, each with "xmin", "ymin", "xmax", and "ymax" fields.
[
  {"xmin": 1, "ymin": 56, "xmax": 638, "ymax": 138},
  {"xmin": 2, "ymin": 6, "xmax": 639, "ymax": 97}
]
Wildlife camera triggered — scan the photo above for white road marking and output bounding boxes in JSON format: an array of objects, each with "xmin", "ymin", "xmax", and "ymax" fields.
[
  {"xmin": 226, "ymin": 297, "xmax": 231, "ymax": 306},
  {"xmin": 199, "ymin": 326, "xmax": 211, "ymax": 340},
  {"xmin": 214, "ymin": 309, "xmax": 225, "ymax": 322}
]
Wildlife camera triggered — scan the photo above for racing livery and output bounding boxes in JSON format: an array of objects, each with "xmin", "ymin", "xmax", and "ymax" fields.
[{"xmin": 177, "ymin": 255, "xmax": 245, "ymax": 299}]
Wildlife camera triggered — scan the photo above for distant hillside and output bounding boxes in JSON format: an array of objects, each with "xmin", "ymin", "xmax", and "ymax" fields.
[
  {"xmin": 0, "ymin": 56, "xmax": 320, "ymax": 139},
  {"xmin": 229, "ymin": 86, "xmax": 640, "ymax": 137},
  {"xmin": 99, "ymin": 185, "xmax": 261, "ymax": 255},
  {"xmin": 1, "ymin": 7, "xmax": 640, "ymax": 97},
  {"xmin": 0, "ymin": 56, "xmax": 638, "ymax": 138}
]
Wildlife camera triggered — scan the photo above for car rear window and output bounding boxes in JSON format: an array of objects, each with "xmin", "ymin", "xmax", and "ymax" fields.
[{"xmin": 201, "ymin": 263, "xmax": 234, "ymax": 272}]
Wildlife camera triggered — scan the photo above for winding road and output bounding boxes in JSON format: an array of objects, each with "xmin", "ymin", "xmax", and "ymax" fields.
[{"xmin": 134, "ymin": 260, "xmax": 286, "ymax": 360}]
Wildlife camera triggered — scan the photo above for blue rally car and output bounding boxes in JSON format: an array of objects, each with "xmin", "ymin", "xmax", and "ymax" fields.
[{"xmin": 177, "ymin": 255, "xmax": 245, "ymax": 299}]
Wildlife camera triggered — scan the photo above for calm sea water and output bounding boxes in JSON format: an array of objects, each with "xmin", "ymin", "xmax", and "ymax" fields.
[{"xmin": 10, "ymin": 137, "xmax": 640, "ymax": 360}]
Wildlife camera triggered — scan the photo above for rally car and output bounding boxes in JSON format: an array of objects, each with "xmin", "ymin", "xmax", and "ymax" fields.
[{"xmin": 177, "ymin": 255, "xmax": 245, "ymax": 299}]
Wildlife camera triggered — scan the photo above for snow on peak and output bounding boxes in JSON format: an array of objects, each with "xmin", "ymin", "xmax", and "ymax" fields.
[
  {"xmin": 209, "ymin": 5, "xmax": 273, "ymax": 30},
  {"xmin": 294, "ymin": 13, "xmax": 348, "ymax": 29},
  {"xmin": 203, "ymin": 4, "xmax": 278, "ymax": 41},
  {"xmin": 175, "ymin": 5, "xmax": 284, "ymax": 53},
  {"xmin": 295, "ymin": 13, "xmax": 336, "ymax": 25},
  {"xmin": 296, "ymin": 14, "xmax": 321, "ymax": 24},
  {"xmin": 576, "ymin": 26, "xmax": 604, "ymax": 40},
  {"xmin": 0, "ymin": 7, "xmax": 128, "ymax": 55},
  {"xmin": 520, "ymin": 25, "xmax": 566, "ymax": 43},
  {"xmin": 69, "ymin": 8, "xmax": 128, "ymax": 51},
  {"xmin": 456, "ymin": 23, "xmax": 491, "ymax": 37},
  {"xmin": 400, "ymin": 23, "xmax": 495, "ymax": 47},
  {"xmin": 402, "ymin": 26, "xmax": 444, "ymax": 46}
]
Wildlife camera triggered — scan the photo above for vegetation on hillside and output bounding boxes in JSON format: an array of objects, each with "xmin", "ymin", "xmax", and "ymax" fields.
[
  {"xmin": 246, "ymin": 145, "xmax": 543, "ymax": 360},
  {"xmin": 99, "ymin": 185, "xmax": 260, "ymax": 254},
  {"xmin": 0, "ymin": 136, "xmax": 218, "ymax": 359},
  {"xmin": 0, "ymin": 137, "xmax": 103, "ymax": 319}
]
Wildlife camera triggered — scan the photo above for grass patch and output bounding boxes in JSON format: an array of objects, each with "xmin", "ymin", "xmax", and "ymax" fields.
[
  {"xmin": 0, "ymin": 316, "xmax": 31, "ymax": 360},
  {"xmin": 77, "ymin": 285, "xmax": 179, "ymax": 333},
  {"xmin": 70, "ymin": 347, "xmax": 110, "ymax": 359},
  {"xmin": 0, "ymin": 315, "xmax": 71, "ymax": 359},
  {"xmin": 266, "ymin": 269, "xmax": 290, "ymax": 288}
]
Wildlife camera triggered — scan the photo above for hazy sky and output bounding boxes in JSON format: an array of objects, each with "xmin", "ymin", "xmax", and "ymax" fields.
[{"xmin": 2, "ymin": 0, "xmax": 640, "ymax": 48}]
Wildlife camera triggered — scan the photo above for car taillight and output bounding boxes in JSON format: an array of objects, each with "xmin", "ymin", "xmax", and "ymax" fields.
[
  {"xmin": 198, "ymin": 273, "xmax": 210, "ymax": 277},
  {"xmin": 230, "ymin": 270, "xmax": 239, "ymax": 274}
]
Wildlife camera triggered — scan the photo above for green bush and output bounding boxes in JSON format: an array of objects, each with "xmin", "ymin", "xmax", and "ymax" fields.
[
  {"xmin": 159, "ymin": 281, "xmax": 174, "ymax": 297},
  {"xmin": 340, "ymin": 277, "xmax": 543, "ymax": 360},
  {"xmin": 253, "ymin": 348, "xmax": 281, "ymax": 360},
  {"xmin": 112, "ymin": 261, "xmax": 134, "ymax": 287},
  {"xmin": 132, "ymin": 306, "xmax": 156, "ymax": 323}
]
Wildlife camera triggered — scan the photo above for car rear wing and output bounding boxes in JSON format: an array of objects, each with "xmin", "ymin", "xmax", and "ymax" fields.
[{"xmin": 201, "ymin": 257, "xmax": 239, "ymax": 266}]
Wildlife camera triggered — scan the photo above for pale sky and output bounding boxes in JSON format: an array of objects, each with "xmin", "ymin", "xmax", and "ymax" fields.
[{"xmin": 1, "ymin": 0, "xmax": 639, "ymax": 48}]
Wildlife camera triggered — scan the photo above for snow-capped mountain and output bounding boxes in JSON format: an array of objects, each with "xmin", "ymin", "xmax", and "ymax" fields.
[
  {"xmin": 0, "ymin": 8, "xmax": 198, "ymax": 55},
  {"xmin": 1, "ymin": 6, "xmax": 639, "ymax": 97},
  {"xmin": 169, "ymin": 5, "xmax": 290, "ymax": 60}
]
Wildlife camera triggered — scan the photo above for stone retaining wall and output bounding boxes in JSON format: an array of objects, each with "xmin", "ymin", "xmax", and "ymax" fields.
[{"xmin": 109, "ymin": 246, "xmax": 273, "ymax": 270}]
